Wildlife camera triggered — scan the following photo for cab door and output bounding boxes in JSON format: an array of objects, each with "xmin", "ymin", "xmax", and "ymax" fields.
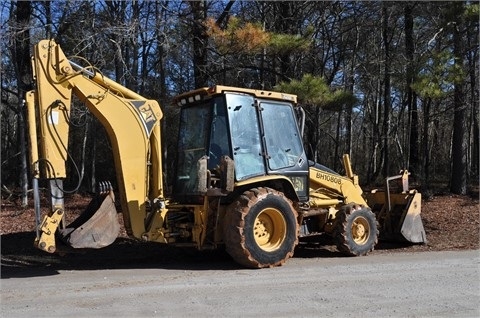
[
  {"xmin": 226, "ymin": 93, "xmax": 265, "ymax": 181},
  {"xmin": 261, "ymin": 101, "xmax": 305, "ymax": 171}
]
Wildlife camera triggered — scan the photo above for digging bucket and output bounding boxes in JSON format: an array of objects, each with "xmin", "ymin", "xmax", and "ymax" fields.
[{"xmin": 59, "ymin": 183, "xmax": 120, "ymax": 249}]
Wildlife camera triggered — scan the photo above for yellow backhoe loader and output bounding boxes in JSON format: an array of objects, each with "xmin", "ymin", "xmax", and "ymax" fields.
[{"xmin": 27, "ymin": 39, "xmax": 426, "ymax": 268}]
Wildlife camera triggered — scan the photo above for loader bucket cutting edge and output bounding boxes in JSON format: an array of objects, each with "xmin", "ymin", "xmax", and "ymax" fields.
[
  {"xmin": 59, "ymin": 191, "xmax": 120, "ymax": 249},
  {"xmin": 399, "ymin": 192, "xmax": 427, "ymax": 244}
]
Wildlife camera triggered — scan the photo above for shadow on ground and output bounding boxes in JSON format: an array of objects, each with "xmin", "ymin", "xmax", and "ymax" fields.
[
  {"xmin": 1, "ymin": 231, "xmax": 417, "ymax": 278},
  {"xmin": 1, "ymin": 231, "xmax": 241, "ymax": 278}
]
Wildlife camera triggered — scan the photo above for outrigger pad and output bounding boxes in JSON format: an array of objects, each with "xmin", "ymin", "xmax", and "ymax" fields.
[{"xmin": 59, "ymin": 192, "xmax": 120, "ymax": 249}]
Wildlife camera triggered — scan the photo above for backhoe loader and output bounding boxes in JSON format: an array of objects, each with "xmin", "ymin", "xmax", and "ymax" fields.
[{"xmin": 27, "ymin": 39, "xmax": 426, "ymax": 268}]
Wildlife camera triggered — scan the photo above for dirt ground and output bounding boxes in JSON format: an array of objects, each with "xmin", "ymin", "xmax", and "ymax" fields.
[
  {"xmin": 2, "ymin": 188, "xmax": 478, "ymax": 318},
  {"xmin": 1, "ymin": 188, "xmax": 479, "ymax": 268}
]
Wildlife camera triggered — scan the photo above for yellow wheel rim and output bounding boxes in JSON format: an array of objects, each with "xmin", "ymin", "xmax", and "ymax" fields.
[
  {"xmin": 253, "ymin": 208, "xmax": 287, "ymax": 252},
  {"xmin": 351, "ymin": 216, "xmax": 370, "ymax": 245}
]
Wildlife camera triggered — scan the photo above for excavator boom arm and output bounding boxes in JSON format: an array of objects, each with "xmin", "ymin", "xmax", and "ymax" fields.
[{"xmin": 27, "ymin": 40, "xmax": 165, "ymax": 251}]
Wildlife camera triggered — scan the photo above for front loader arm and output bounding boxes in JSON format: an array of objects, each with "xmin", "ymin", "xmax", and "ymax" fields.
[
  {"xmin": 308, "ymin": 155, "xmax": 368, "ymax": 209},
  {"xmin": 27, "ymin": 39, "xmax": 166, "ymax": 249}
]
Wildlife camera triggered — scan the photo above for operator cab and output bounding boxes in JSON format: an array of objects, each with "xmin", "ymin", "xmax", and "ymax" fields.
[{"xmin": 173, "ymin": 86, "xmax": 309, "ymax": 202}]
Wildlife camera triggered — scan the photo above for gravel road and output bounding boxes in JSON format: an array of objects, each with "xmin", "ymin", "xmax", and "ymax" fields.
[{"xmin": 1, "ymin": 250, "xmax": 479, "ymax": 317}]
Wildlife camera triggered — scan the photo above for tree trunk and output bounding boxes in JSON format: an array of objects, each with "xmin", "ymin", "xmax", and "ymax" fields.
[
  {"xmin": 190, "ymin": 0, "xmax": 208, "ymax": 87},
  {"xmin": 105, "ymin": 1, "xmax": 126, "ymax": 84},
  {"xmin": 43, "ymin": 1, "xmax": 52, "ymax": 38},
  {"xmin": 404, "ymin": 3, "xmax": 419, "ymax": 175},
  {"xmin": 333, "ymin": 111, "xmax": 341, "ymax": 171},
  {"xmin": 382, "ymin": 3, "xmax": 391, "ymax": 178},
  {"xmin": 345, "ymin": 65, "xmax": 355, "ymax": 158},
  {"xmin": 466, "ymin": 16, "xmax": 479, "ymax": 180},
  {"xmin": 450, "ymin": 3, "xmax": 467, "ymax": 195},
  {"xmin": 368, "ymin": 91, "xmax": 381, "ymax": 182},
  {"xmin": 129, "ymin": 1, "xmax": 140, "ymax": 92},
  {"xmin": 472, "ymin": 95, "xmax": 479, "ymax": 180},
  {"xmin": 13, "ymin": 1, "xmax": 32, "ymax": 207},
  {"xmin": 276, "ymin": 2, "xmax": 294, "ymax": 81},
  {"xmin": 422, "ymin": 98, "xmax": 432, "ymax": 189}
]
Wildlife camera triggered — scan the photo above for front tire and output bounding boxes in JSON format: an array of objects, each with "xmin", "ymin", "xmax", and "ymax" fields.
[
  {"xmin": 334, "ymin": 204, "xmax": 378, "ymax": 256},
  {"xmin": 223, "ymin": 187, "xmax": 299, "ymax": 268}
]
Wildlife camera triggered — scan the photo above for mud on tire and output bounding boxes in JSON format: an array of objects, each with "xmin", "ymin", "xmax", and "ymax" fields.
[
  {"xmin": 223, "ymin": 187, "xmax": 299, "ymax": 268},
  {"xmin": 334, "ymin": 204, "xmax": 378, "ymax": 256}
]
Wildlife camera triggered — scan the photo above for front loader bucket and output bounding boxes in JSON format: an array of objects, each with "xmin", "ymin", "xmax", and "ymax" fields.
[
  {"xmin": 59, "ymin": 190, "xmax": 120, "ymax": 249},
  {"xmin": 367, "ymin": 191, "xmax": 426, "ymax": 243},
  {"xmin": 366, "ymin": 171, "xmax": 427, "ymax": 244}
]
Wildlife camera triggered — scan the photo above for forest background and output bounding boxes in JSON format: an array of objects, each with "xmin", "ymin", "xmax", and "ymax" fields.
[{"xmin": 1, "ymin": 1, "xmax": 478, "ymax": 206}]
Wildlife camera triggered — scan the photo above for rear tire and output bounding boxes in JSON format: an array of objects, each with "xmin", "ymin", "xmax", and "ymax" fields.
[
  {"xmin": 334, "ymin": 204, "xmax": 378, "ymax": 256},
  {"xmin": 223, "ymin": 187, "xmax": 299, "ymax": 268}
]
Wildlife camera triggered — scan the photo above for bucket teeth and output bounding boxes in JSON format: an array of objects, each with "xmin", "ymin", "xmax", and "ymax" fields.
[{"xmin": 97, "ymin": 181, "xmax": 113, "ymax": 196}]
